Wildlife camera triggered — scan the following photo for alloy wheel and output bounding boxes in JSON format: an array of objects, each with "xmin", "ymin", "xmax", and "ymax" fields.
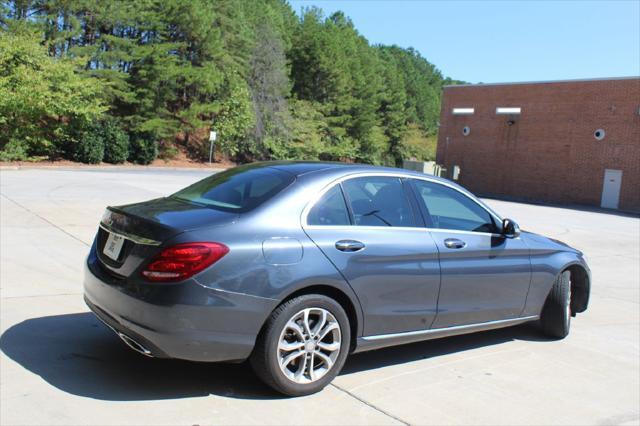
[{"xmin": 277, "ymin": 307, "xmax": 342, "ymax": 384}]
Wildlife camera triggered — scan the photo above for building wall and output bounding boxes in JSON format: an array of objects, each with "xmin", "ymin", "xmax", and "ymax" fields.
[{"xmin": 436, "ymin": 78, "xmax": 640, "ymax": 212}]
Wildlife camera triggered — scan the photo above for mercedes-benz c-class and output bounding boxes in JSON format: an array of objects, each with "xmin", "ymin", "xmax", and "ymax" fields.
[{"xmin": 84, "ymin": 162, "xmax": 590, "ymax": 395}]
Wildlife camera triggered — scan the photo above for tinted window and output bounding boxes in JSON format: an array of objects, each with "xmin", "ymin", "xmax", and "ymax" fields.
[
  {"xmin": 342, "ymin": 177, "xmax": 414, "ymax": 227},
  {"xmin": 307, "ymin": 185, "xmax": 350, "ymax": 226},
  {"xmin": 412, "ymin": 180, "xmax": 497, "ymax": 233},
  {"xmin": 171, "ymin": 166, "xmax": 294, "ymax": 212}
]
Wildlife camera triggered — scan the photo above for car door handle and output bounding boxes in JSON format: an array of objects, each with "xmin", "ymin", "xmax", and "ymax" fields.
[
  {"xmin": 335, "ymin": 240, "xmax": 365, "ymax": 252},
  {"xmin": 444, "ymin": 238, "xmax": 466, "ymax": 249}
]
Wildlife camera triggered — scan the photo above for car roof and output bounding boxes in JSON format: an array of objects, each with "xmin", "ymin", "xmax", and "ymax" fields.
[
  {"xmin": 259, "ymin": 161, "xmax": 362, "ymax": 176},
  {"xmin": 255, "ymin": 160, "xmax": 452, "ymax": 184},
  {"xmin": 243, "ymin": 161, "xmax": 503, "ymax": 222}
]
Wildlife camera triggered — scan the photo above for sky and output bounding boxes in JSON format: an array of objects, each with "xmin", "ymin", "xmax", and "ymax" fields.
[{"xmin": 288, "ymin": 0, "xmax": 640, "ymax": 84}]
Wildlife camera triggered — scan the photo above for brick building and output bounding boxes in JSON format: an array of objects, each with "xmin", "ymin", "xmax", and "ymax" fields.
[{"xmin": 436, "ymin": 77, "xmax": 640, "ymax": 212}]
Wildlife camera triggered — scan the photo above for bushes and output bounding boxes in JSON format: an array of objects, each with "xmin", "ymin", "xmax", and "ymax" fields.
[
  {"xmin": 59, "ymin": 118, "xmax": 151, "ymax": 165},
  {"xmin": 101, "ymin": 119, "xmax": 130, "ymax": 164},
  {"xmin": 64, "ymin": 118, "xmax": 131, "ymax": 164},
  {"xmin": 73, "ymin": 133, "xmax": 104, "ymax": 164},
  {"xmin": 0, "ymin": 139, "xmax": 30, "ymax": 161},
  {"xmin": 68, "ymin": 121, "xmax": 158, "ymax": 165},
  {"xmin": 128, "ymin": 132, "xmax": 158, "ymax": 165},
  {"xmin": 398, "ymin": 124, "xmax": 437, "ymax": 162},
  {"xmin": 65, "ymin": 124, "xmax": 104, "ymax": 164}
]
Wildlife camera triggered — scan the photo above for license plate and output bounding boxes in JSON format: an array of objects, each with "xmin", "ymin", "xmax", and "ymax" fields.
[{"xmin": 103, "ymin": 232, "xmax": 125, "ymax": 261}]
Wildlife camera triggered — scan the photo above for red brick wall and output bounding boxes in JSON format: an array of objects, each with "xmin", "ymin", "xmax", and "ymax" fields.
[{"xmin": 436, "ymin": 78, "xmax": 640, "ymax": 212}]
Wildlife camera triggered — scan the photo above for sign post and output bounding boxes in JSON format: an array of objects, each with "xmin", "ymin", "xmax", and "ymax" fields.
[{"xmin": 208, "ymin": 130, "xmax": 217, "ymax": 164}]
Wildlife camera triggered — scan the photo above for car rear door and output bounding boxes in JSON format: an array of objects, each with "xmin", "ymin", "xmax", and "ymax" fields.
[
  {"xmin": 302, "ymin": 175, "xmax": 441, "ymax": 337},
  {"xmin": 409, "ymin": 179, "xmax": 532, "ymax": 328}
]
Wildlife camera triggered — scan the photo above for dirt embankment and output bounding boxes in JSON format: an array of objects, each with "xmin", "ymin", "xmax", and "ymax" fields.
[{"xmin": 1, "ymin": 156, "xmax": 236, "ymax": 170}]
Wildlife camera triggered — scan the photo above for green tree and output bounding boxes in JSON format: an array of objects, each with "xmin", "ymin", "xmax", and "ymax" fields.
[
  {"xmin": 276, "ymin": 99, "xmax": 328, "ymax": 160},
  {"xmin": 247, "ymin": 18, "xmax": 291, "ymax": 159},
  {"xmin": 1, "ymin": 0, "xmax": 462, "ymax": 165},
  {"xmin": 0, "ymin": 28, "xmax": 105, "ymax": 160},
  {"xmin": 377, "ymin": 47, "xmax": 408, "ymax": 165},
  {"xmin": 212, "ymin": 73, "xmax": 254, "ymax": 157}
]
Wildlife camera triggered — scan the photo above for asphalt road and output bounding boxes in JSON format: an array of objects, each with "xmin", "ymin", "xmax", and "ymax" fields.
[{"xmin": 1, "ymin": 167, "xmax": 638, "ymax": 425}]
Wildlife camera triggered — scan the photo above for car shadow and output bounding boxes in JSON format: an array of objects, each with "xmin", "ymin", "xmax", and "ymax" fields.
[
  {"xmin": 341, "ymin": 321, "xmax": 548, "ymax": 375},
  {"xmin": 1, "ymin": 312, "xmax": 551, "ymax": 401}
]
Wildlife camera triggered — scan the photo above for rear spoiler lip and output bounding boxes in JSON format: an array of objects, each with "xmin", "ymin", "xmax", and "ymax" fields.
[
  {"xmin": 103, "ymin": 198, "xmax": 240, "ymax": 245},
  {"xmin": 101, "ymin": 206, "xmax": 173, "ymax": 246}
]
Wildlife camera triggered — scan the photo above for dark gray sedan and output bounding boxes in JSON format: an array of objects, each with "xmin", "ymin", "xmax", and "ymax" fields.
[{"xmin": 84, "ymin": 161, "xmax": 591, "ymax": 396}]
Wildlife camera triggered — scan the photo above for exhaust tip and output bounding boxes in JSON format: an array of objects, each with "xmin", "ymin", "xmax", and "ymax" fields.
[{"xmin": 117, "ymin": 332, "xmax": 153, "ymax": 357}]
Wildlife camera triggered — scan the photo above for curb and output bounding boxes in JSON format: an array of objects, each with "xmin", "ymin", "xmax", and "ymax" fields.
[{"xmin": 0, "ymin": 165, "xmax": 228, "ymax": 172}]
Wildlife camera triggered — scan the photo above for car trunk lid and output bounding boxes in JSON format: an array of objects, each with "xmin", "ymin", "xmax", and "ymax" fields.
[{"xmin": 97, "ymin": 197, "xmax": 238, "ymax": 278}]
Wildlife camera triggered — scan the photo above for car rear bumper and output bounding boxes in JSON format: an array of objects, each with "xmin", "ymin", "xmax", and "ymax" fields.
[{"xmin": 83, "ymin": 252, "xmax": 278, "ymax": 362}]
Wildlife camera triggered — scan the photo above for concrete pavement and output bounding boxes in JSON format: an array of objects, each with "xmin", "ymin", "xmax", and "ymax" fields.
[{"xmin": 1, "ymin": 168, "xmax": 638, "ymax": 425}]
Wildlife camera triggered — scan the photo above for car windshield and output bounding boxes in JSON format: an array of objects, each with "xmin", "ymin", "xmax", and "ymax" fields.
[{"xmin": 170, "ymin": 166, "xmax": 295, "ymax": 213}]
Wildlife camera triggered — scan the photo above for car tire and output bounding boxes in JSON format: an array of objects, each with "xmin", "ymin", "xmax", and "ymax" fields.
[
  {"xmin": 250, "ymin": 294, "xmax": 351, "ymax": 396},
  {"xmin": 540, "ymin": 270, "xmax": 571, "ymax": 338}
]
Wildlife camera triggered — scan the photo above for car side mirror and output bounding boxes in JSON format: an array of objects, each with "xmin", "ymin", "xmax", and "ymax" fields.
[{"xmin": 502, "ymin": 218, "xmax": 521, "ymax": 238}]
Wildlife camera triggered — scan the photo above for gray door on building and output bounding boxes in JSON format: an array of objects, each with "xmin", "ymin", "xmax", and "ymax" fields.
[{"xmin": 601, "ymin": 169, "xmax": 623, "ymax": 209}]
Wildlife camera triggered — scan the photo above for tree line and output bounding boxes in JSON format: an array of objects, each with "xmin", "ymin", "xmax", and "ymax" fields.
[{"xmin": 0, "ymin": 0, "xmax": 463, "ymax": 165}]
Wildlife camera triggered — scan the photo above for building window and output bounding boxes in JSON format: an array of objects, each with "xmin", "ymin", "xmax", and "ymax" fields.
[
  {"xmin": 496, "ymin": 107, "xmax": 521, "ymax": 115},
  {"xmin": 594, "ymin": 129, "xmax": 606, "ymax": 140},
  {"xmin": 452, "ymin": 107, "xmax": 474, "ymax": 115}
]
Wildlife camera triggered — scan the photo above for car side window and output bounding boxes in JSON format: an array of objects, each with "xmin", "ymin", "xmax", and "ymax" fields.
[
  {"xmin": 307, "ymin": 185, "xmax": 351, "ymax": 226},
  {"xmin": 342, "ymin": 177, "xmax": 415, "ymax": 227},
  {"xmin": 412, "ymin": 180, "xmax": 497, "ymax": 233}
]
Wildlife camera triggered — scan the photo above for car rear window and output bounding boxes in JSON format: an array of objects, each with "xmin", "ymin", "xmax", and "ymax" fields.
[
  {"xmin": 307, "ymin": 185, "xmax": 351, "ymax": 226},
  {"xmin": 170, "ymin": 167, "xmax": 295, "ymax": 212}
]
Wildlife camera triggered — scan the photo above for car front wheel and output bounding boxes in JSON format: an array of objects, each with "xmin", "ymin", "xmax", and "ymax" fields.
[
  {"xmin": 250, "ymin": 294, "xmax": 350, "ymax": 396},
  {"xmin": 540, "ymin": 270, "xmax": 572, "ymax": 338}
]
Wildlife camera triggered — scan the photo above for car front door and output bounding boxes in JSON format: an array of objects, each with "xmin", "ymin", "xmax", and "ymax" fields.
[
  {"xmin": 302, "ymin": 175, "xmax": 441, "ymax": 337},
  {"xmin": 409, "ymin": 179, "xmax": 532, "ymax": 328}
]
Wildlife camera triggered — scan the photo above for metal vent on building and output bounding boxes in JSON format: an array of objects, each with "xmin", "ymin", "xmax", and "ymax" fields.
[
  {"xmin": 462, "ymin": 126, "xmax": 470, "ymax": 136},
  {"xmin": 594, "ymin": 129, "xmax": 606, "ymax": 140}
]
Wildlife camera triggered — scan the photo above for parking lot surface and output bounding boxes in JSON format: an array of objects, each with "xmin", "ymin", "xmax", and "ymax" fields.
[{"xmin": 1, "ymin": 168, "xmax": 638, "ymax": 425}]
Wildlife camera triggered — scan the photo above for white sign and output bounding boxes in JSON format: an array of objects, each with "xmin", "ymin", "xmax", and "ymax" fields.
[{"xmin": 209, "ymin": 131, "xmax": 217, "ymax": 141}]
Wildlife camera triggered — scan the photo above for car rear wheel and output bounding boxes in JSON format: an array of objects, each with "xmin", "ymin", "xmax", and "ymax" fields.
[
  {"xmin": 250, "ymin": 294, "xmax": 350, "ymax": 396},
  {"xmin": 540, "ymin": 270, "xmax": 571, "ymax": 338}
]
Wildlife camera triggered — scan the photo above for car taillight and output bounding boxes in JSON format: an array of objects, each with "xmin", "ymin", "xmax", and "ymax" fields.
[{"xmin": 141, "ymin": 242, "xmax": 229, "ymax": 282}]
